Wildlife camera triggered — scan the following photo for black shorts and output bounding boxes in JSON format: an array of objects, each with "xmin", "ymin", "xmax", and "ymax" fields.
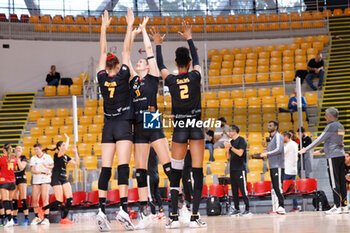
[
  {"xmin": 51, "ymin": 176, "xmax": 69, "ymax": 186},
  {"xmin": 16, "ymin": 178, "xmax": 27, "ymax": 185},
  {"xmin": 0, "ymin": 182, "xmax": 16, "ymax": 190},
  {"xmin": 172, "ymin": 126, "xmax": 204, "ymax": 143},
  {"xmin": 133, "ymin": 122, "xmax": 165, "ymax": 143},
  {"xmin": 102, "ymin": 118, "xmax": 133, "ymax": 143}
]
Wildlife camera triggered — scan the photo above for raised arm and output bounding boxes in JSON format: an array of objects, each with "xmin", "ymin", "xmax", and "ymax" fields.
[
  {"xmin": 68, "ymin": 146, "xmax": 80, "ymax": 166},
  {"xmin": 128, "ymin": 28, "xmax": 142, "ymax": 80},
  {"xmin": 178, "ymin": 21, "xmax": 201, "ymax": 73},
  {"xmin": 122, "ymin": 8, "xmax": 135, "ymax": 66},
  {"xmin": 150, "ymin": 27, "xmax": 169, "ymax": 80},
  {"xmin": 64, "ymin": 133, "xmax": 70, "ymax": 149},
  {"xmin": 139, "ymin": 17, "xmax": 159, "ymax": 77},
  {"xmin": 98, "ymin": 10, "xmax": 111, "ymax": 72}
]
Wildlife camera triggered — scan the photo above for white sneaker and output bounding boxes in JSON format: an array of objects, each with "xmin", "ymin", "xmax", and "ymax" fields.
[
  {"xmin": 158, "ymin": 212, "xmax": 166, "ymax": 220},
  {"xmin": 341, "ymin": 207, "xmax": 349, "ymax": 214},
  {"xmin": 276, "ymin": 206, "xmax": 286, "ymax": 215},
  {"xmin": 30, "ymin": 217, "xmax": 41, "ymax": 225},
  {"xmin": 116, "ymin": 209, "xmax": 134, "ymax": 231},
  {"xmin": 325, "ymin": 206, "xmax": 342, "ymax": 215},
  {"xmin": 96, "ymin": 210, "xmax": 111, "ymax": 232},
  {"xmin": 135, "ymin": 212, "xmax": 152, "ymax": 230},
  {"xmin": 39, "ymin": 218, "xmax": 50, "ymax": 225},
  {"xmin": 4, "ymin": 219, "xmax": 14, "ymax": 227},
  {"xmin": 165, "ymin": 217, "xmax": 181, "ymax": 229},
  {"xmin": 189, "ymin": 216, "xmax": 207, "ymax": 228},
  {"xmin": 179, "ymin": 206, "xmax": 191, "ymax": 224}
]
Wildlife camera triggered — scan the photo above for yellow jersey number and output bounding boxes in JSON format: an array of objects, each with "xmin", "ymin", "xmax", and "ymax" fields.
[
  {"xmin": 179, "ymin": 84, "xmax": 189, "ymax": 99},
  {"xmin": 104, "ymin": 81, "xmax": 117, "ymax": 99}
]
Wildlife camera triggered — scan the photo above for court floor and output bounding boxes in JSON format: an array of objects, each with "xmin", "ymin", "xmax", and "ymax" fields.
[{"xmin": 4, "ymin": 212, "xmax": 350, "ymax": 233}]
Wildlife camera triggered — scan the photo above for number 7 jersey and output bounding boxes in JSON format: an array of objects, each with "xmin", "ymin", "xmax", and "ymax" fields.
[
  {"xmin": 97, "ymin": 64, "xmax": 133, "ymax": 120},
  {"xmin": 165, "ymin": 70, "xmax": 202, "ymax": 120}
]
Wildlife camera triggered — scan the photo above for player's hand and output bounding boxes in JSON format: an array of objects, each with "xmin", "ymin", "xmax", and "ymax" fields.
[
  {"xmin": 260, "ymin": 152, "xmax": 267, "ymax": 158},
  {"xmin": 64, "ymin": 133, "xmax": 69, "ymax": 139},
  {"xmin": 132, "ymin": 27, "xmax": 142, "ymax": 36},
  {"xmin": 149, "ymin": 27, "xmax": 166, "ymax": 45},
  {"xmin": 178, "ymin": 21, "xmax": 192, "ymax": 40},
  {"xmin": 312, "ymin": 150, "xmax": 321, "ymax": 156},
  {"xmin": 72, "ymin": 145, "xmax": 77, "ymax": 153},
  {"xmin": 101, "ymin": 10, "xmax": 111, "ymax": 29},
  {"xmin": 139, "ymin": 16, "xmax": 149, "ymax": 30},
  {"xmin": 224, "ymin": 142, "xmax": 231, "ymax": 150},
  {"xmin": 126, "ymin": 8, "xmax": 134, "ymax": 26},
  {"xmin": 299, "ymin": 148, "xmax": 306, "ymax": 154}
]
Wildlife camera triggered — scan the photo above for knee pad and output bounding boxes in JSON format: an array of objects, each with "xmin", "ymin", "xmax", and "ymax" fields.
[
  {"xmin": 136, "ymin": 169, "xmax": 148, "ymax": 188},
  {"xmin": 98, "ymin": 167, "xmax": 112, "ymax": 191},
  {"xmin": 118, "ymin": 164, "xmax": 130, "ymax": 185},
  {"xmin": 163, "ymin": 162, "xmax": 171, "ymax": 178},
  {"xmin": 21, "ymin": 199, "xmax": 28, "ymax": 210},
  {"xmin": 192, "ymin": 168, "xmax": 203, "ymax": 190},
  {"xmin": 12, "ymin": 200, "xmax": 18, "ymax": 211},
  {"xmin": 170, "ymin": 168, "xmax": 182, "ymax": 189},
  {"xmin": 65, "ymin": 198, "xmax": 73, "ymax": 209},
  {"xmin": 3, "ymin": 201, "xmax": 12, "ymax": 211},
  {"xmin": 171, "ymin": 158, "xmax": 184, "ymax": 170}
]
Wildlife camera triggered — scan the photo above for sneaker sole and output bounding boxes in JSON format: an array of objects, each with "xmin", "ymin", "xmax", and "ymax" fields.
[
  {"xmin": 96, "ymin": 216, "xmax": 111, "ymax": 232},
  {"xmin": 116, "ymin": 215, "xmax": 134, "ymax": 231}
]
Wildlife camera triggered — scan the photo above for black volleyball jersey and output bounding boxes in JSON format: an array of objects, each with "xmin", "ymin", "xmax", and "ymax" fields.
[
  {"xmin": 97, "ymin": 64, "xmax": 133, "ymax": 120},
  {"xmin": 131, "ymin": 74, "xmax": 159, "ymax": 123},
  {"xmin": 52, "ymin": 153, "xmax": 71, "ymax": 178},
  {"xmin": 14, "ymin": 155, "xmax": 27, "ymax": 180},
  {"xmin": 164, "ymin": 70, "xmax": 202, "ymax": 120}
]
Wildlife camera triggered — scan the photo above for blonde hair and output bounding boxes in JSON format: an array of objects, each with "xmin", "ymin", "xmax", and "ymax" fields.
[{"xmin": 3, "ymin": 144, "xmax": 13, "ymax": 164}]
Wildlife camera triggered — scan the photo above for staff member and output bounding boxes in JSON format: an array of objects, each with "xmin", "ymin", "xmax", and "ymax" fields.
[
  {"xmin": 297, "ymin": 127, "xmax": 313, "ymax": 178},
  {"xmin": 224, "ymin": 125, "xmax": 250, "ymax": 216},
  {"xmin": 261, "ymin": 121, "xmax": 285, "ymax": 215},
  {"xmin": 300, "ymin": 107, "xmax": 346, "ymax": 214}
]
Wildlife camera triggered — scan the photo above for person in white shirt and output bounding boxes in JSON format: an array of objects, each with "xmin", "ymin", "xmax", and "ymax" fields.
[
  {"xmin": 30, "ymin": 143, "xmax": 54, "ymax": 225},
  {"xmin": 214, "ymin": 117, "xmax": 230, "ymax": 149},
  {"xmin": 282, "ymin": 132, "xmax": 299, "ymax": 212}
]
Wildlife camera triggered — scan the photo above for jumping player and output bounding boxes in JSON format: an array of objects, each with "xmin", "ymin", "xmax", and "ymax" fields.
[
  {"xmin": 96, "ymin": 9, "xmax": 136, "ymax": 231},
  {"xmin": 0, "ymin": 144, "xmax": 17, "ymax": 227},
  {"xmin": 12, "ymin": 146, "xmax": 29, "ymax": 226},
  {"xmin": 40, "ymin": 135, "xmax": 79, "ymax": 224},
  {"xmin": 30, "ymin": 143, "xmax": 54, "ymax": 225},
  {"xmin": 129, "ymin": 17, "xmax": 172, "ymax": 229},
  {"xmin": 151, "ymin": 22, "xmax": 206, "ymax": 228}
]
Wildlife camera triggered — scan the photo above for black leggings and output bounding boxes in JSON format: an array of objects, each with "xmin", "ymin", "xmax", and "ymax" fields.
[
  {"xmin": 230, "ymin": 170, "xmax": 249, "ymax": 211},
  {"xmin": 327, "ymin": 157, "xmax": 347, "ymax": 207},
  {"xmin": 270, "ymin": 168, "xmax": 284, "ymax": 208}
]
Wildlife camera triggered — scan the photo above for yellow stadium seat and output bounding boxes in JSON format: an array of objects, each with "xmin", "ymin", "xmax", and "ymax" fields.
[
  {"xmin": 268, "ymin": 13, "xmax": 279, "ymax": 22},
  {"xmin": 40, "ymin": 15, "xmax": 51, "ymax": 24},
  {"xmin": 277, "ymin": 44, "xmax": 288, "ymax": 52},
  {"xmin": 279, "ymin": 122, "xmax": 293, "ymax": 132},
  {"xmin": 63, "ymin": 16, "xmax": 75, "ymax": 24},
  {"xmin": 248, "ymin": 114, "xmax": 261, "ymax": 124},
  {"xmin": 235, "ymin": 53, "xmax": 246, "ymax": 61},
  {"xmin": 270, "ymin": 57, "xmax": 280, "ymax": 65},
  {"xmin": 208, "ymin": 49, "xmax": 219, "ymax": 59},
  {"xmin": 283, "ymin": 49, "xmax": 294, "ymax": 57},
  {"xmin": 345, "ymin": 8, "xmax": 350, "ymax": 16},
  {"xmin": 279, "ymin": 12, "xmax": 289, "ymax": 21},
  {"xmin": 264, "ymin": 171, "xmax": 271, "ymax": 181},
  {"xmin": 271, "ymin": 87, "xmax": 284, "ymax": 96},
  {"xmin": 30, "ymin": 127, "xmax": 43, "ymax": 137},
  {"xmin": 83, "ymin": 156, "xmax": 98, "ymax": 170},
  {"xmin": 45, "ymin": 126, "xmax": 58, "ymax": 136},
  {"xmin": 283, "ymin": 63, "xmax": 294, "ymax": 71},
  {"xmin": 70, "ymin": 85, "xmax": 82, "ymax": 95},
  {"xmin": 276, "ymin": 95, "xmax": 289, "ymax": 109},
  {"xmin": 233, "ymin": 114, "xmax": 246, "ymax": 125},
  {"xmin": 219, "ymin": 48, "xmax": 231, "ymax": 56},
  {"xmin": 57, "ymin": 85, "xmax": 69, "ymax": 96},
  {"xmin": 218, "ymin": 91, "xmax": 231, "ymax": 99},
  {"xmin": 23, "ymin": 136, "xmax": 36, "ymax": 147},
  {"xmin": 211, "ymin": 55, "xmax": 223, "ymax": 63},
  {"xmin": 295, "ymin": 55, "xmax": 306, "ymax": 63},
  {"xmin": 29, "ymin": 109, "xmax": 42, "ymax": 122},
  {"xmin": 248, "ymin": 97, "xmax": 261, "ymax": 107},
  {"xmin": 258, "ymin": 13, "xmax": 268, "ymax": 22},
  {"xmin": 86, "ymin": 99, "xmax": 98, "ymax": 107},
  {"xmin": 78, "ymin": 143, "xmax": 92, "ymax": 156},
  {"xmin": 247, "ymin": 24, "xmax": 257, "ymax": 32},
  {"xmin": 313, "ymin": 21, "xmax": 324, "ymax": 28},
  {"xmin": 263, "ymin": 113, "xmax": 276, "ymax": 123},
  {"xmin": 44, "ymin": 86, "xmax": 56, "ymax": 96},
  {"xmin": 79, "ymin": 116, "xmax": 93, "ymax": 125},
  {"xmin": 317, "ymin": 35, "xmax": 329, "ymax": 44},
  {"xmin": 304, "ymin": 92, "xmax": 318, "ymax": 105},
  {"xmin": 300, "ymin": 42, "xmax": 312, "ymax": 50},
  {"xmin": 58, "ymin": 25, "xmax": 69, "ymax": 32},
  {"xmin": 242, "ymin": 47, "xmax": 253, "ymax": 54},
  {"xmin": 37, "ymin": 118, "xmax": 50, "ymax": 128},
  {"xmin": 259, "ymin": 52, "xmax": 270, "ymax": 59},
  {"xmin": 249, "ymin": 144, "xmax": 264, "ymax": 157},
  {"xmin": 268, "ymin": 23, "xmax": 279, "ymax": 30},
  {"xmin": 291, "ymin": 22, "xmax": 302, "ymax": 29},
  {"xmin": 284, "ymin": 70, "xmax": 295, "ymax": 82},
  {"xmin": 280, "ymin": 23, "xmax": 290, "ymax": 30},
  {"xmin": 223, "ymin": 54, "xmax": 234, "ymax": 62},
  {"xmin": 258, "ymin": 58, "xmax": 269, "ymax": 66},
  {"xmin": 313, "ymin": 41, "xmax": 324, "ymax": 51},
  {"xmin": 222, "ymin": 61, "xmax": 233, "ymax": 69},
  {"xmin": 225, "ymin": 25, "xmax": 235, "ymax": 32},
  {"xmin": 245, "ymin": 67, "xmax": 257, "ymax": 83},
  {"xmin": 258, "ymin": 23, "xmax": 268, "ymax": 31},
  {"xmin": 278, "ymin": 113, "xmax": 292, "ymax": 122},
  {"xmin": 42, "ymin": 109, "xmax": 55, "ymax": 119},
  {"xmin": 210, "ymin": 62, "xmax": 221, "ymax": 70},
  {"xmin": 51, "ymin": 117, "xmax": 64, "ymax": 127},
  {"xmin": 262, "ymin": 95, "xmax": 275, "ymax": 105},
  {"xmin": 290, "ymin": 12, "xmax": 301, "ymax": 21},
  {"xmin": 29, "ymin": 15, "xmax": 40, "ymax": 23},
  {"xmin": 231, "ymin": 48, "xmax": 242, "ymax": 55},
  {"xmin": 247, "ymin": 52, "xmax": 258, "ymax": 60},
  {"xmin": 246, "ymin": 59, "xmax": 257, "ymax": 67},
  {"xmin": 56, "ymin": 108, "xmax": 69, "ymax": 118},
  {"xmin": 248, "ymin": 132, "xmax": 262, "ymax": 144},
  {"xmin": 37, "ymin": 135, "xmax": 51, "ymax": 147},
  {"xmin": 194, "ymin": 16, "xmax": 204, "ymax": 24},
  {"xmin": 248, "ymin": 159, "xmax": 264, "ymax": 173},
  {"xmin": 220, "ymin": 99, "xmax": 233, "ymax": 108},
  {"xmin": 312, "ymin": 11, "xmax": 324, "ymax": 19},
  {"xmin": 234, "ymin": 98, "xmax": 247, "ymax": 108},
  {"xmin": 84, "ymin": 107, "xmax": 96, "ymax": 116},
  {"xmin": 204, "ymin": 92, "xmax": 217, "ymax": 100},
  {"xmin": 247, "ymin": 172, "xmax": 261, "ymax": 183},
  {"xmin": 59, "ymin": 126, "xmax": 73, "ymax": 135},
  {"xmin": 245, "ymin": 88, "xmax": 257, "ymax": 98},
  {"xmin": 210, "ymin": 162, "xmax": 226, "ymax": 176},
  {"xmin": 295, "ymin": 63, "xmax": 307, "ymax": 70},
  {"xmin": 83, "ymin": 133, "xmax": 98, "ymax": 144},
  {"xmin": 89, "ymin": 124, "xmax": 102, "ymax": 134},
  {"xmin": 93, "ymin": 115, "xmax": 104, "ymax": 125},
  {"xmin": 295, "ymin": 49, "xmax": 306, "ymax": 56},
  {"xmin": 213, "ymin": 148, "xmax": 227, "ymax": 162},
  {"xmin": 234, "ymin": 60, "xmax": 245, "ymax": 68},
  {"xmin": 258, "ymin": 65, "xmax": 269, "ymax": 74},
  {"xmin": 333, "ymin": 9, "xmax": 343, "ymax": 17},
  {"xmin": 257, "ymin": 73, "xmax": 269, "ymax": 82},
  {"xmin": 231, "ymin": 90, "xmax": 244, "ymax": 99}
]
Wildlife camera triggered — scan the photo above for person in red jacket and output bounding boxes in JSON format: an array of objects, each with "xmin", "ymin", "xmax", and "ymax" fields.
[{"xmin": 0, "ymin": 144, "xmax": 17, "ymax": 227}]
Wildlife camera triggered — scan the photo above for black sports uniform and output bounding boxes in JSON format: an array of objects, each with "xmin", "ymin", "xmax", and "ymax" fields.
[
  {"xmin": 14, "ymin": 155, "xmax": 28, "ymax": 185},
  {"xmin": 97, "ymin": 64, "xmax": 133, "ymax": 143},
  {"xmin": 51, "ymin": 153, "xmax": 71, "ymax": 186},
  {"xmin": 164, "ymin": 71, "xmax": 204, "ymax": 143},
  {"xmin": 131, "ymin": 74, "xmax": 165, "ymax": 143},
  {"xmin": 229, "ymin": 136, "xmax": 249, "ymax": 211}
]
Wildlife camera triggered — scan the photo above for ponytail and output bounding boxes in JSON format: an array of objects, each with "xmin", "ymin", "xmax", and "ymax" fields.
[
  {"xmin": 3, "ymin": 144, "xmax": 13, "ymax": 164},
  {"xmin": 43, "ymin": 140, "xmax": 64, "ymax": 153}
]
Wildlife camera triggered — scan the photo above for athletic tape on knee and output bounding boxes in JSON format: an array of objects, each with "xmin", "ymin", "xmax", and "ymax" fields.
[
  {"xmin": 118, "ymin": 164, "xmax": 130, "ymax": 185},
  {"xmin": 12, "ymin": 200, "xmax": 18, "ymax": 211},
  {"xmin": 98, "ymin": 167, "xmax": 112, "ymax": 191},
  {"xmin": 136, "ymin": 169, "xmax": 148, "ymax": 188},
  {"xmin": 163, "ymin": 162, "xmax": 171, "ymax": 178},
  {"xmin": 21, "ymin": 199, "xmax": 28, "ymax": 210},
  {"xmin": 3, "ymin": 201, "xmax": 12, "ymax": 211},
  {"xmin": 171, "ymin": 158, "xmax": 184, "ymax": 170}
]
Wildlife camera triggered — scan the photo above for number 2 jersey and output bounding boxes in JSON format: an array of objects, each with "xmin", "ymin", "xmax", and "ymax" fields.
[
  {"xmin": 97, "ymin": 64, "xmax": 133, "ymax": 120},
  {"xmin": 0, "ymin": 156, "xmax": 17, "ymax": 184},
  {"xmin": 164, "ymin": 70, "xmax": 202, "ymax": 120}
]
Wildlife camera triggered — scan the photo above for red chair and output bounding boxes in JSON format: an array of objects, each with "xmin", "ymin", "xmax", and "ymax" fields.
[
  {"xmin": 72, "ymin": 191, "xmax": 86, "ymax": 206},
  {"xmin": 20, "ymin": 14, "xmax": 29, "ymax": 22},
  {"xmin": 202, "ymin": 184, "xmax": 209, "ymax": 197},
  {"xmin": 252, "ymin": 181, "xmax": 271, "ymax": 196},
  {"xmin": 128, "ymin": 188, "xmax": 139, "ymax": 204},
  {"xmin": 283, "ymin": 180, "xmax": 295, "ymax": 194},
  {"xmin": 82, "ymin": 191, "xmax": 99, "ymax": 206},
  {"xmin": 107, "ymin": 189, "xmax": 120, "ymax": 205},
  {"xmin": 296, "ymin": 178, "xmax": 317, "ymax": 194},
  {"xmin": 0, "ymin": 13, "xmax": 7, "ymax": 21},
  {"xmin": 9, "ymin": 14, "xmax": 19, "ymax": 22},
  {"xmin": 238, "ymin": 182, "xmax": 252, "ymax": 197},
  {"xmin": 209, "ymin": 184, "xmax": 229, "ymax": 197}
]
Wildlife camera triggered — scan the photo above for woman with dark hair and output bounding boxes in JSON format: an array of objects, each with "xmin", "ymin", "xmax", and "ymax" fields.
[
  {"xmin": 289, "ymin": 130, "xmax": 300, "ymax": 145},
  {"xmin": 96, "ymin": 9, "xmax": 136, "ymax": 232},
  {"xmin": 151, "ymin": 22, "xmax": 206, "ymax": 228},
  {"xmin": 30, "ymin": 143, "xmax": 53, "ymax": 225},
  {"xmin": 0, "ymin": 144, "xmax": 17, "ymax": 227},
  {"xmin": 12, "ymin": 145, "xmax": 29, "ymax": 226},
  {"xmin": 129, "ymin": 17, "xmax": 172, "ymax": 230},
  {"xmin": 39, "ymin": 134, "xmax": 79, "ymax": 224}
]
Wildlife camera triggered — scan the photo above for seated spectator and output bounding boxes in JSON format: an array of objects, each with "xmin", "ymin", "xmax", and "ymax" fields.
[
  {"xmin": 204, "ymin": 127, "xmax": 214, "ymax": 161},
  {"xmin": 46, "ymin": 65, "xmax": 61, "ymax": 86},
  {"xmin": 345, "ymin": 152, "xmax": 350, "ymax": 191},
  {"xmin": 279, "ymin": 88, "xmax": 309, "ymax": 122},
  {"xmin": 306, "ymin": 53, "xmax": 324, "ymax": 91},
  {"xmin": 214, "ymin": 117, "xmax": 230, "ymax": 149}
]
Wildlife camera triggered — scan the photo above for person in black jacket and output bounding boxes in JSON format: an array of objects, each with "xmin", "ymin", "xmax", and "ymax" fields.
[{"xmin": 46, "ymin": 65, "xmax": 61, "ymax": 86}]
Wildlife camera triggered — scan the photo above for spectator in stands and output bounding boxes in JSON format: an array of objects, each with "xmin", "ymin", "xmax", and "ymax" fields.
[
  {"xmin": 306, "ymin": 52, "xmax": 324, "ymax": 91},
  {"xmin": 260, "ymin": 121, "xmax": 285, "ymax": 214},
  {"xmin": 214, "ymin": 117, "xmax": 230, "ymax": 149},
  {"xmin": 299, "ymin": 107, "xmax": 346, "ymax": 214},
  {"xmin": 297, "ymin": 127, "xmax": 313, "ymax": 178},
  {"xmin": 279, "ymin": 88, "xmax": 309, "ymax": 123},
  {"xmin": 282, "ymin": 132, "xmax": 299, "ymax": 212},
  {"xmin": 46, "ymin": 65, "xmax": 60, "ymax": 86},
  {"xmin": 204, "ymin": 127, "xmax": 214, "ymax": 161},
  {"xmin": 345, "ymin": 151, "xmax": 350, "ymax": 191}
]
